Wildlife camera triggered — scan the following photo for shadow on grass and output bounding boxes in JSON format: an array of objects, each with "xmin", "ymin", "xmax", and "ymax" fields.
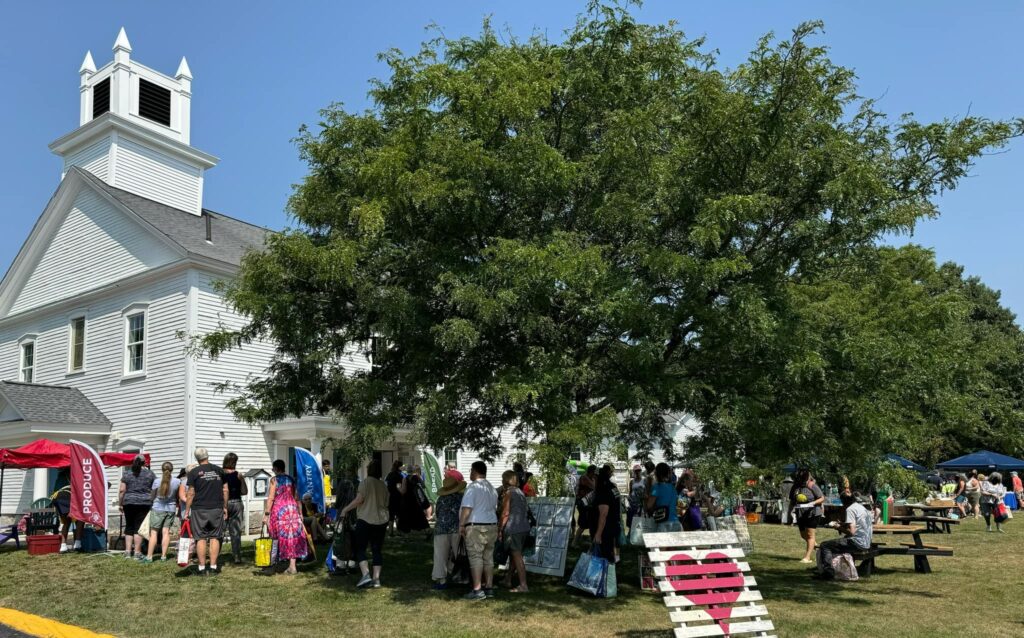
[{"xmin": 316, "ymin": 534, "xmax": 663, "ymax": 617}]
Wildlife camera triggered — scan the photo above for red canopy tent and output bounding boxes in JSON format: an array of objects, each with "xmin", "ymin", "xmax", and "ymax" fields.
[
  {"xmin": 0, "ymin": 439, "xmax": 147, "ymax": 469},
  {"xmin": 0, "ymin": 439, "xmax": 149, "ymax": 513}
]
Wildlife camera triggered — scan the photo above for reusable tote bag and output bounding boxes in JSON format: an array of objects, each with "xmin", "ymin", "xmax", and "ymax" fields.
[
  {"xmin": 255, "ymin": 525, "xmax": 273, "ymax": 568},
  {"xmin": 630, "ymin": 514, "xmax": 655, "ymax": 546},
  {"xmin": 568, "ymin": 547, "xmax": 608, "ymax": 597},
  {"xmin": 176, "ymin": 521, "xmax": 193, "ymax": 567}
]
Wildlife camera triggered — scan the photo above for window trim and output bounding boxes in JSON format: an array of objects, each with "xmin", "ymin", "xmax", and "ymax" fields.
[
  {"xmin": 122, "ymin": 303, "xmax": 150, "ymax": 379},
  {"xmin": 67, "ymin": 313, "xmax": 87, "ymax": 375},
  {"xmin": 18, "ymin": 334, "xmax": 37, "ymax": 384}
]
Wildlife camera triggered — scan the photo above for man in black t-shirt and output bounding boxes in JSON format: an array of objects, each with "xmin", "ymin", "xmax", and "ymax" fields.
[{"xmin": 185, "ymin": 447, "xmax": 227, "ymax": 575}]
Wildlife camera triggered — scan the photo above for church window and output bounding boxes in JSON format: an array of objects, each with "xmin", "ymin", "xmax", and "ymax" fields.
[
  {"xmin": 69, "ymin": 317, "xmax": 86, "ymax": 372},
  {"xmin": 92, "ymin": 78, "xmax": 110, "ymax": 119},
  {"xmin": 138, "ymin": 78, "xmax": 171, "ymax": 127},
  {"xmin": 20, "ymin": 341, "xmax": 35, "ymax": 383},
  {"xmin": 125, "ymin": 312, "xmax": 146, "ymax": 374}
]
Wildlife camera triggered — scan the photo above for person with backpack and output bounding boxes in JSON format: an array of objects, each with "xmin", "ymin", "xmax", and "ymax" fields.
[
  {"xmin": 816, "ymin": 491, "xmax": 872, "ymax": 580},
  {"xmin": 222, "ymin": 453, "xmax": 248, "ymax": 565},
  {"xmin": 790, "ymin": 469, "xmax": 825, "ymax": 564}
]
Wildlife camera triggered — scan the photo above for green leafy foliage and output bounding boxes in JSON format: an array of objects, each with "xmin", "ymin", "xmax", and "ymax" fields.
[{"xmin": 197, "ymin": 4, "xmax": 1022, "ymax": 465}]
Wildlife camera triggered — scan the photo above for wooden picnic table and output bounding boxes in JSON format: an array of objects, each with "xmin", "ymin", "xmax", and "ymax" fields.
[
  {"xmin": 888, "ymin": 514, "xmax": 959, "ymax": 534},
  {"xmin": 871, "ymin": 524, "xmax": 952, "ymax": 573},
  {"xmin": 904, "ymin": 502, "xmax": 954, "ymax": 514}
]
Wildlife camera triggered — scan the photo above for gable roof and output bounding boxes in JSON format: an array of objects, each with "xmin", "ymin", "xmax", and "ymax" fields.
[
  {"xmin": 72, "ymin": 166, "xmax": 270, "ymax": 267},
  {"xmin": 0, "ymin": 381, "xmax": 111, "ymax": 426}
]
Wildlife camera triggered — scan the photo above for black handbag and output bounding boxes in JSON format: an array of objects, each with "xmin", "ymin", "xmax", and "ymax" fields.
[{"xmin": 652, "ymin": 506, "xmax": 669, "ymax": 523}]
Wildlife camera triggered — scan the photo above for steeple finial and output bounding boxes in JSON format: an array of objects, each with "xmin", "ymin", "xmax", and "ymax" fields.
[
  {"xmin": 175, "ymin": 56, "xmax": 192, "ymax": 81},
  {"xmin": 113, "ymin": 27, "xmax": 132, "ymax": 53},
  {"xmin": 79, "ymin": 51, "xmax": 96, "ymax": 75}
]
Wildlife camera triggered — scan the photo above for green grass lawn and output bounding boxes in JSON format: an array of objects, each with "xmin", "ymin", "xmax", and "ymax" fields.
[{"xmin": 1, "ymin": 516, "xmax": 1020, "ymax": 638}]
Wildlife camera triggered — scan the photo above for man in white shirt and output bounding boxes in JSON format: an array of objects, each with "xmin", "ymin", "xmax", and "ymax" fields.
[
  {"xmin": 459, "ymin": 461, "xmax": 498, "ymax": 600},
  {"xmin": 817, "ymin": 491, "xmax": 873, "ymax": 579}
]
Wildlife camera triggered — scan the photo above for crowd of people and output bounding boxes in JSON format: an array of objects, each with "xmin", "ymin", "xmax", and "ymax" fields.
[
  {"xmin": 785, "ymin": 465, "xmax": 1017, "ymax": 580},
  {"xmin": 42, "ymin": 446, "xmax": 1020, "ymax": 591}
]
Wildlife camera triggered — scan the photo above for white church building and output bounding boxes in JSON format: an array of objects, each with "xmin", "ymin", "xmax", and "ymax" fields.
[{"xmin": 0, "ymin": 31, "xmax": 698, "ymax": 518}]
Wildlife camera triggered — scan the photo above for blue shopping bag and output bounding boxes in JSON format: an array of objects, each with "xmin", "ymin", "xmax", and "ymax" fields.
[{"xmin": 568, "ymin": 547, "xmax": 608, "ymax": 597}]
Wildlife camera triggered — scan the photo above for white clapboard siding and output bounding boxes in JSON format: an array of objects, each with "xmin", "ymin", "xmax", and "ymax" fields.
[
  {"xmin": 647, "ymin": 530, "xmax": 774, "ymax": 638},
  {"xmin": 193, "ymin": 271, "xmax": 277, "ymax": 472},
  {"xmin": 10, "ymin": 189, "xmax": 181, "ymax": 315},
  {"xmin": 0, "ymin": 271, "xmax": 191, "ymax": 514},
  {"xmin": 64, "ymin": 136, "xmax": 111, "ymax": 182},
  {"xmin": 114, "ymin": 138, "xmax": 201, "ymax": 214}
]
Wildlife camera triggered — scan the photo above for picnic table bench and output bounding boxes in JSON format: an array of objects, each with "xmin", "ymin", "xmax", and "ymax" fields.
[
  {"xmin": 887, "ymin": 515, "xmax": 959, "ymax": 534},
  {"xmin": 871, "ymin": 524, "xmax": 952, "ymax": 574}
]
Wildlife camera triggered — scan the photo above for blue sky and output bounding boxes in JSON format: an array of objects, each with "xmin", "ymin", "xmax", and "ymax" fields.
[{"xmin": 1, "ymin": 1, "xmax": 1022, "ymax": 317}]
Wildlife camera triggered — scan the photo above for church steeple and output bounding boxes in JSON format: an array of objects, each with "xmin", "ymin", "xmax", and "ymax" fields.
[{"xmin": 50, "ymin": 28, "xmax": 217, "ymax": 216}]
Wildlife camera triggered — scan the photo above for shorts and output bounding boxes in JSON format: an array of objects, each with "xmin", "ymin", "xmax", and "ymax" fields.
[
  {"xmin": 465, "ymin": 525, "xmax": 497, "ymax": 570},
  {"xmin": 504, "ymin": 531, "xmax": 528, "ymax": 554},
  {"xmin": 955, "ymin": 495, "xmax": 967, "ymax": 504},
  {"xmin": 122, "ymin": 504, "xmax": 151, "ymax": 535},
  {"xmin": 189, "ymin": 508, "xmax": 225, "ymax": 540},
  {"xmin": 149, "ymin": 510, "xmax": 177, "ymax": 530},
  {"xmin": 797, "ymin": 514, "xmax": 820, "ymax": 531}
]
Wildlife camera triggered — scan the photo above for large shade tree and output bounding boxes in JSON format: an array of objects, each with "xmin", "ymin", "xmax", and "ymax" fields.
[
  {"xmin": 198, "ymin": 5, "xmax": 1022, "ymax": 468},
  {"xmin": 700, "ymin": 245, "xmax": 1024, "ymax": 475}
]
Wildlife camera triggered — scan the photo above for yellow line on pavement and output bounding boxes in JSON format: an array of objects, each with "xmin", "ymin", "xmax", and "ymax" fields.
[{"xmin": 0, "ymin": 608, "xmax": 114, "ymax": 638}]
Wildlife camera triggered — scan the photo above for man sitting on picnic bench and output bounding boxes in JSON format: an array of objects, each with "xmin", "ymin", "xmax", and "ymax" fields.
[{"xmin": 817, "ymin": 491, "xmax": 873, "ymax": 579}]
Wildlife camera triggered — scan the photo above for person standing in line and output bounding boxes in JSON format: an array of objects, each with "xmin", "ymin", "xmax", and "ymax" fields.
[
  {"xmin": 143, "ymin": 462, "xmax": 180, "ymax": 563},
  {"xmin": 626, "ymin": 465, "xmax": 645, "ymax": 532},
  {"xmin": 953, "ymin": 474, "xmax": 968, "ymax": 519},
  {"xmin": 499, "ymin": 470, "xmax": 531, "ymax": 593},
  {"xmin": 646, "ymin": 463, "xmax": 682, "ymax": 533},
  {"xmin": 980, "ymin": 472, "xmax": 1008, "ymax": 533},
  {"xmin": 445, "ymin": 460, "xmax": 465, "ymax": 482},
  {"xmin": 222, "ymin": 453, "xmax": 248, "ymax": 565},
  {"xmin": 432, "ymin": 475, "xmax": 466, "ymax": 589},
  {"xmin": 176, "ymin": 468, "xmax": 189, "ymax": 522},
  {"xmin": 385, "ymin": 460, "xmax": 407, "ymax": 536},
  {"xmin": 1011, "ymin": 471, "xmax": 1023, "ymax": 510},
  {"xmin": 332, "ymin": 466, "xmax": 360, "ymax": 573},
  {"xmin": 590, "ymin": 464, "xmax": 622, "ymax": 567},
  {"xmin": 119, "ymin": 454, "xmax": 156, "ymax": 560},
  {"xmin": 790, "ymin": 469, "xmax": 825, "ymax": 564},
  {"xmin": 263, "ymin": 459, "xmax": 306, "ymax": 575},
  {"xmin": 572, "ymin": 465, "xmax": 597, "ymax": 545},
  {"xmin": 965, "ymin": 470, "xmax": 982, "ymax": 519},
  {"xmin": 339, "ymin": 459, "xmax": 390, "ymax": 588},
  {"xmin": 399, "ymin": 466, "xmax": 431, "ymax": 533},
  {"xmin": 460, "ymin": 461, "xmax": 499, "ymax": 601},
  {"xmin": 322, "ymin": 459, "xmax": 333, "ymax": 502},
  {"xmin": 184, "ymin": 448, "xmax": 228, "ymax": 575}
]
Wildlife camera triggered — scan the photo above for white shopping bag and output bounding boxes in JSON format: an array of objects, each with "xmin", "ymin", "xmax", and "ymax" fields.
[{"xmin": 176, "ymin": 520, "xmax": 194, "ymax": 567}]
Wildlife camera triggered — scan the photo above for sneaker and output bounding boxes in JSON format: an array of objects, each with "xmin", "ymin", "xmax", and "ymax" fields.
[
  {"xmin": 123, "ymin": 553, "xmax": 133, "ymax": 559},
  {"xmin": 73, "ymin": 541, "xmax": 82, "ymax": 550},
  {"xmin": 59, "ymin": 543, "xmax": 69, "ymax": 553},
  {"xmin": 484, "ymin": 588, "xmax": 495, "ymax": 599},
  {"xmin": 432, "ymin": 582, "xmax": 448, "ymax": 590},
  {"xmin": 159, "ymin": 556, "xmax": 168, "ymax": 561},
  {"xmin": 372, "ymin": 580, "xmax": 381, "ymax": 588},
  {"xmin": 140, "ymin": 557, "xmax": 153, "ymax": 564},
  {"xmin": 464, "ymin": 589, "xmax": 486, "ymax": 601},
  {"xmin": 356, "ymin": 574, "xmax": 374, "ymax": 588},
  {"xmin": 209, "ymin": 565, "xmax": 221, "ymax": 575},
  {"xmin": 134, "ymin": 553, "xmax": 145, "ymax": 561},
  {"xmin": 197, "ymin": 568, "xmax": 207, "ymax": 576}
]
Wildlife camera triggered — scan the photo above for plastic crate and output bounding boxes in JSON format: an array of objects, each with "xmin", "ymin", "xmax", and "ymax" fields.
[{"xmin": 27, "ymin": 534, "xmax": 62, "ymax": 555}]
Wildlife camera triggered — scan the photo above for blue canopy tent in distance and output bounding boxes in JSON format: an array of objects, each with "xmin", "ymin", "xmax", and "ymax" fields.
[
  {"xmin": 936, "ymin": 450, "xmax": 1024, "ymax": 473},
  {"xmin": 886, "ymin": 453, "xmax": 927, "ymax": 473}
]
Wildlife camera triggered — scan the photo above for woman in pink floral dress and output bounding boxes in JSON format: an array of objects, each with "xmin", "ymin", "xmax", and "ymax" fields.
[{"xmin": 263, "ymin": 459, "xmax": 306, "ymax": 574}]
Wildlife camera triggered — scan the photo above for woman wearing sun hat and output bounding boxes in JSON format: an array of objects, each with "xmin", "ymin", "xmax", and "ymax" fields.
[{"xmin": 432, "ymin": 475, "xmax": 466, "ymax": 589}]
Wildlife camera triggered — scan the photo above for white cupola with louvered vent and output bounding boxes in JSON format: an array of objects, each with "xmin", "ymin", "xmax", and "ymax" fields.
[{"xmin": 48, "ymin": 28, "xmax": 217, "ymax": 215}]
